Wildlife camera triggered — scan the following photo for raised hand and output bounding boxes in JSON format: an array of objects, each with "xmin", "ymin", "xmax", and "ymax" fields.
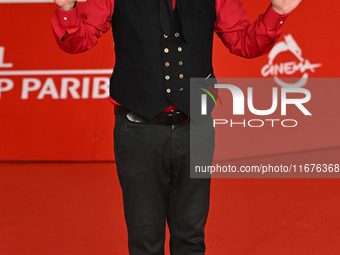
[
  {"xmin": 54, "ymin": 0, "xmax": 77, "ymax": 11},
  {"xmin": 271, "ymin": 0, "xmax": 302, "ymax": 15}
]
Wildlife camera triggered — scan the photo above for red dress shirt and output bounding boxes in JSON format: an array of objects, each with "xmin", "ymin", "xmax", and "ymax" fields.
[{"xmin": 51, "ymin": 0, "xmax": 287, "ymax": 112}]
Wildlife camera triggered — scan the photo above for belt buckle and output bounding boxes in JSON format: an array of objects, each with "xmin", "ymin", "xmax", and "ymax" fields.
[
  {"xmin": 126, "ymin": 112, "xmax": 146, "ymax": 123},
  {"xmin": 168, "ymin": 110, "xmax": 182, "ymax": 117}
]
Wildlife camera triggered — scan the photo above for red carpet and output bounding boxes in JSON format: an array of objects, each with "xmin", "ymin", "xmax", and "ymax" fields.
[{"xmin": 0, "ymin": 162, "xmax": 339, "ymax": 255}]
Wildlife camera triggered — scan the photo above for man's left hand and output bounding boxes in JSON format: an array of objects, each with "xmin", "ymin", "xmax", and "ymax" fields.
[{"xmin": 271, "ymin": 0, "xmax": 302, "ymax": 15}]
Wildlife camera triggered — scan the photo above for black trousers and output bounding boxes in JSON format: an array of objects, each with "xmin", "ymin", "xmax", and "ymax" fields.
[{"xmin": 114, "ymin": 113, "xmax": 214, "ymax": 255}]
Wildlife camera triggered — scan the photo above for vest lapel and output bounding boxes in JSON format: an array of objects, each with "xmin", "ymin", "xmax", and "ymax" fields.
[
  {"xmin": 176, "ymin": 0, "xmax": 189, "ymax": 42},
  {"xmin": 160, "ymin": 0, "xmax": 174, "ymax": 35}
]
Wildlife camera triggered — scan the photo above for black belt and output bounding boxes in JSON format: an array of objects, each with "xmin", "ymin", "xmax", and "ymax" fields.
[{"xmin": 114, "ymin": 105, "xmax": 189, "ymax": 125}]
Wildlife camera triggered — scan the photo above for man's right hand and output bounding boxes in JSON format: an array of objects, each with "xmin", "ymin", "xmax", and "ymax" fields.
[{"xmin": 54, "ymin": 0, "xmax": 77, "ymax": 11}]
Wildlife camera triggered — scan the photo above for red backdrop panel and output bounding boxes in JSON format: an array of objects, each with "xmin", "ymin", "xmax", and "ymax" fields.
[{"xmin": 0, "ymin": 0, "xmax": 339, "ymax": 161}]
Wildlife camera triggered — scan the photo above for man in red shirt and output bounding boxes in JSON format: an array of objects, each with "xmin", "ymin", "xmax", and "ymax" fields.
[{"xmin": 52, "ymin": 0, "xmax": 301, "ymax": 254}]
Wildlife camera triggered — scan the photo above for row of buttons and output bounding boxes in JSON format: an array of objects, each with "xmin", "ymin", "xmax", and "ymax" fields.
[
  {"xmin": 165, "ymin": 61, "xmax": 183, "ymax": 67},
  {"xmin": 164, "ymin": 33, "xmax": 180, "ymax": 38},
  {"xmin": 165, "ymin": 74, "xmax": 184, "ymax": 80},
  {"xmin": 166, "ymin": 88, "xmax": 184, "ymax": 93},
  {"xmin": 163, "ymin": 32, "xmax": 183, "ymax": 94},
  {"xmin": 164, "ymin": 47, "xmax": 182, "ymax": 53}
]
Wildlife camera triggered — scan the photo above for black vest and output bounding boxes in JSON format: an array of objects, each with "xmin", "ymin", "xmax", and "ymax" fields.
[{"xmin": 110, "ymin": 0, "xmax": 217, "ymax": 119}]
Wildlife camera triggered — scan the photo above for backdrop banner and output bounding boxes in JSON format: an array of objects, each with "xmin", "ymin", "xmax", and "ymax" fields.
[{"xmin": 0, "ymin": 0, "xmax": 338, "ymax": 161}]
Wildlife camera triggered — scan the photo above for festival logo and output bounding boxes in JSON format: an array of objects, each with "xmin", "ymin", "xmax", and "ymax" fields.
[{"xmin": 261, "ymin": 34, "xmax": 322, "ymax": 87}]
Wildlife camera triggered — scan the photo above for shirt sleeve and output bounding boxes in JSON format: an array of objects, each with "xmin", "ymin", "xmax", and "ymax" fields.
[
  {"xmin": 51, "ymin": 0, "xmax": 114, "ymax": 54},
  {"xmin": 214, "ymin": 0, "xmax": 288, "ymax": 59}
]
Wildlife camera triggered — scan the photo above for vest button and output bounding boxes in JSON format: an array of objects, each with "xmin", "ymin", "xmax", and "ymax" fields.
[
  {"xmin": 164, "ymin": 48, "xmax": 169, "ymax": 53},
  {"xmin": 165, "ymin": 62, "xmax": 170, "ymax": 67},
  {"xmin": 179, "ymin": 88, "xmax": 184, "ymax": 92},
  {"xmin": 175, "ymin": 32, "xmax": 180, "ymax": 37},
  {"xmin": 165, "ymin": 75, "xmax": 170, "ymax": 80},
  {"xmin": 166, "ymin": 88, "xmax": 171, "ymax": 93},
  {"xmin": 177, "ymin": 47, "xmax": 182, "ymax": 52},
  {"xmin": 164, "ymin": 34, "xmax": 168, "ymax": 38},
  {"xmin": 179, "ymin": 74, "xmax": 184, "ymax": 79},
  {"xmin": 178, "ymin": 61, "xmax": 183, "ymax": 66}
]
